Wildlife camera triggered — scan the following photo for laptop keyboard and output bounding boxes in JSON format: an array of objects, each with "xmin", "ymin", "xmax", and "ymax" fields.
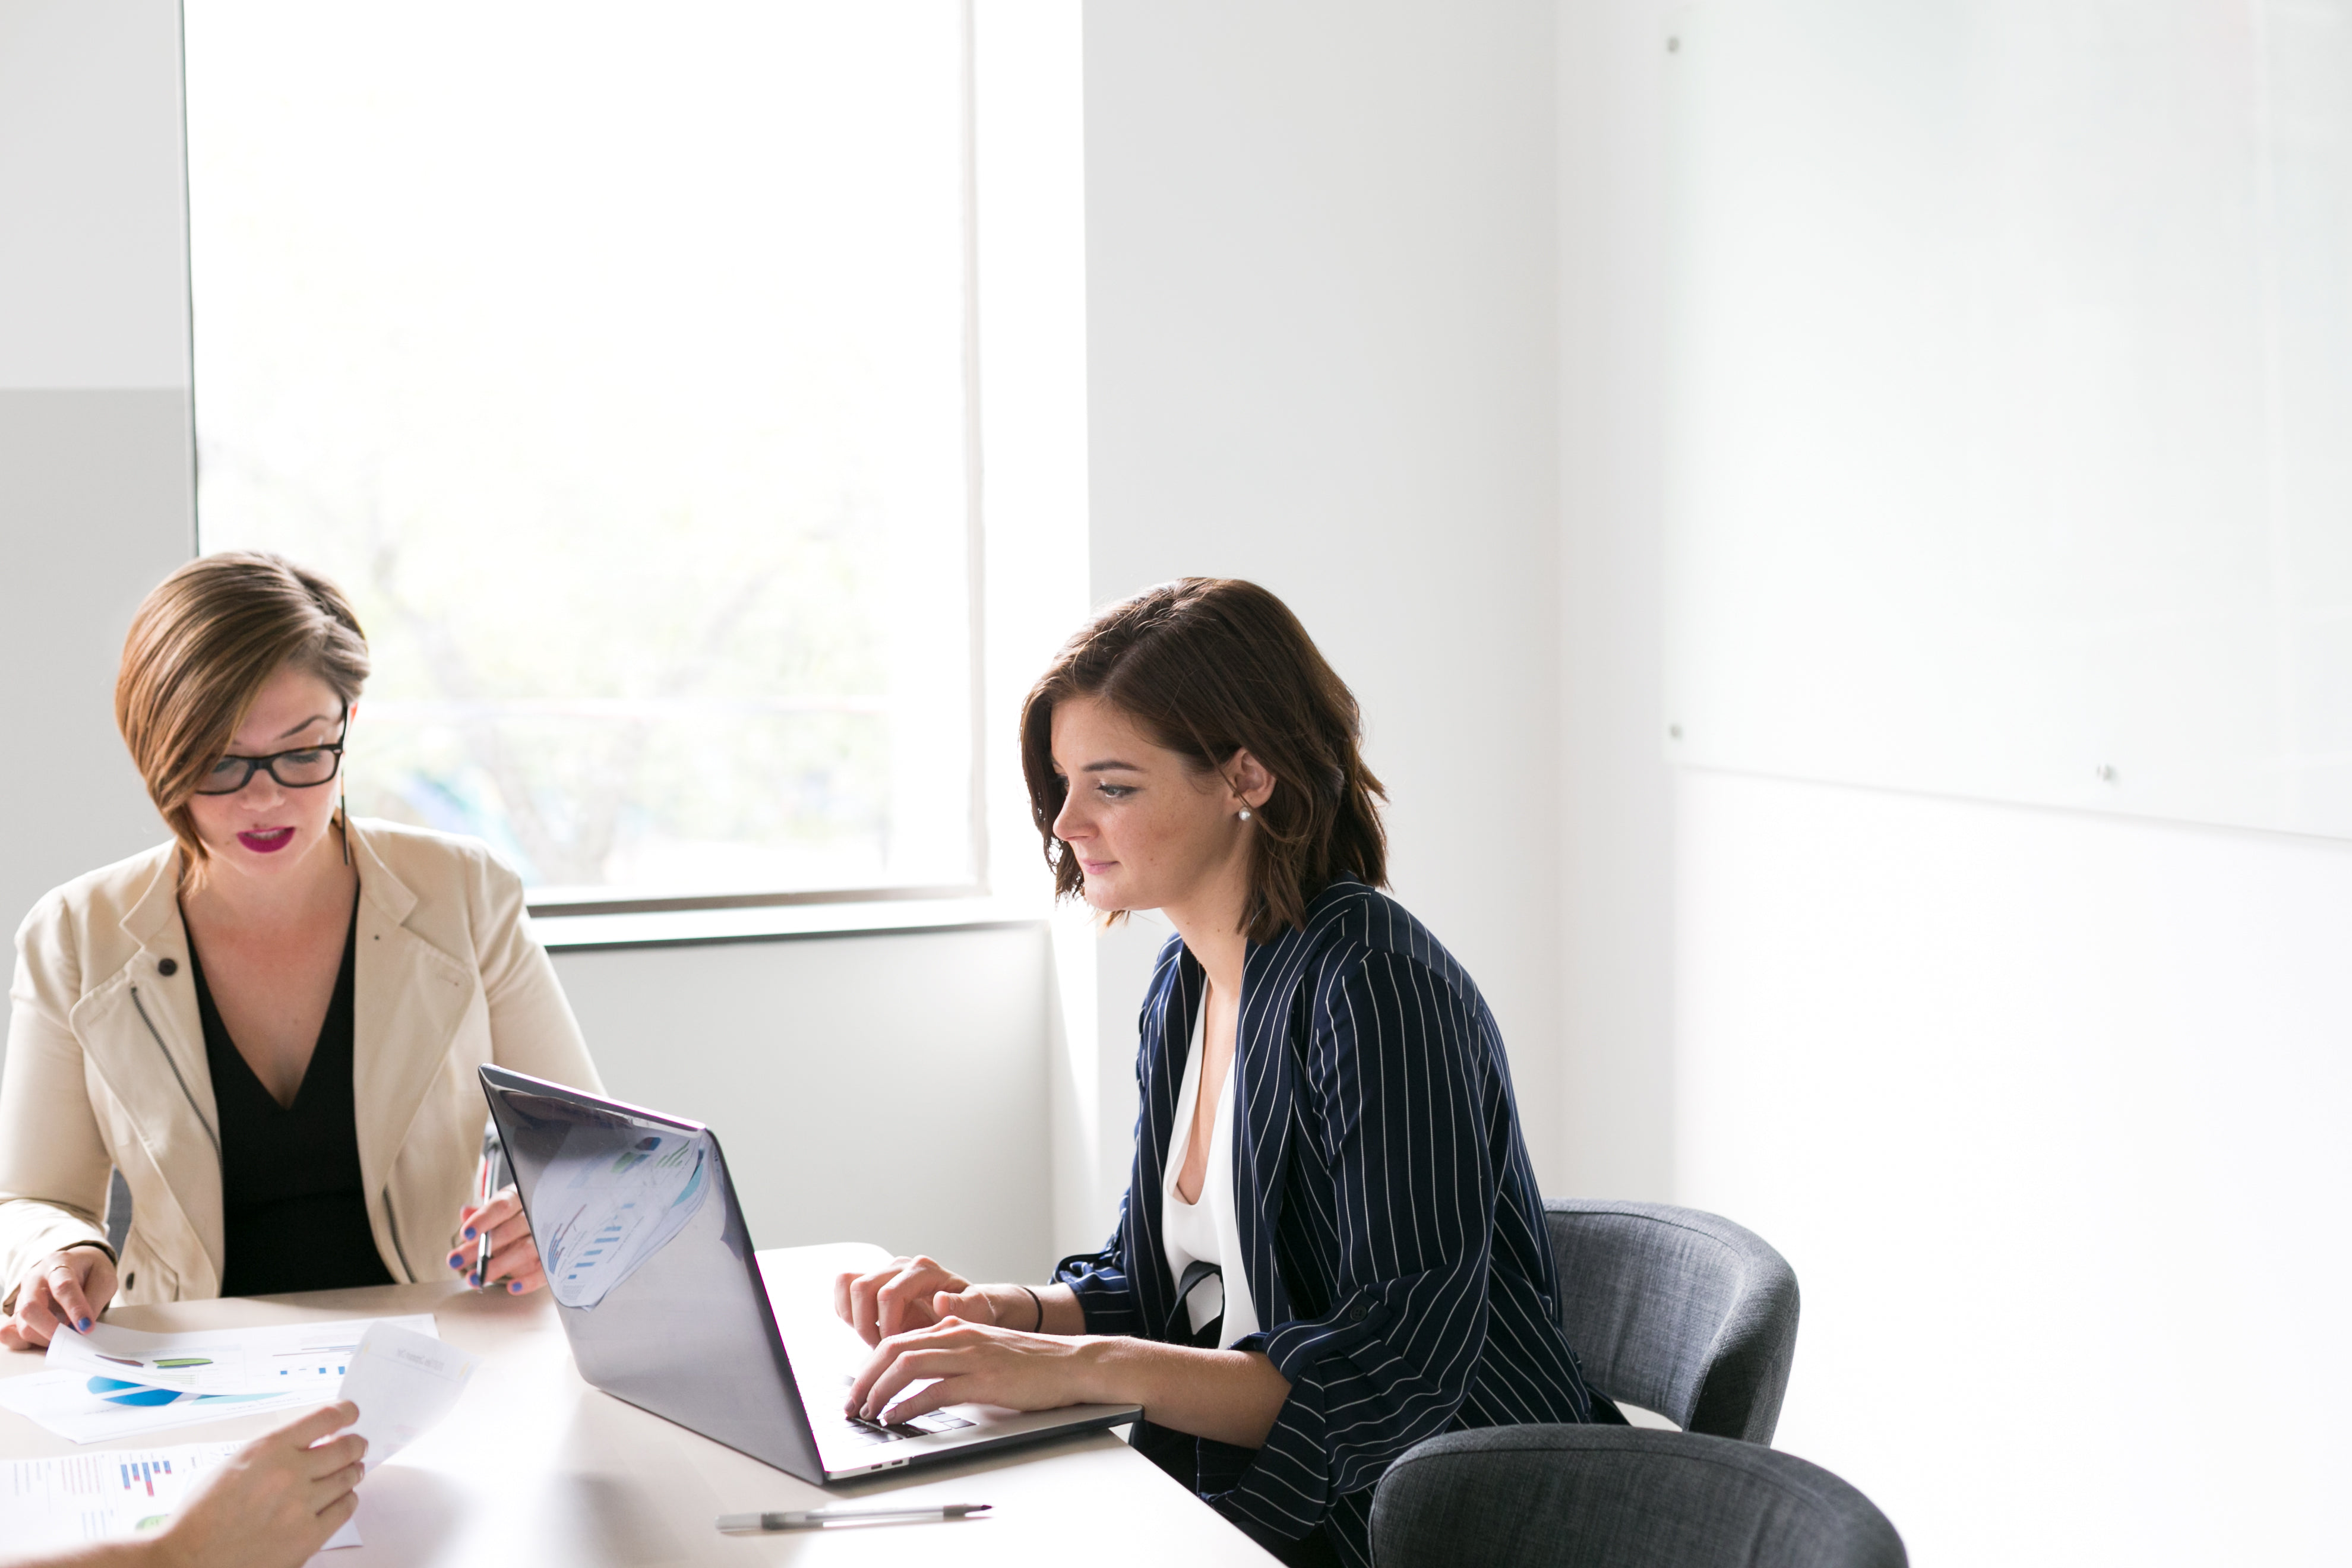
[
  {"xmin": 836, "ymin": 1411, "xmax": 977, "ymax": 1448},
  {"xmin": 824, "ymin": 1373, "xmax": 977, "ymax": 1448}
]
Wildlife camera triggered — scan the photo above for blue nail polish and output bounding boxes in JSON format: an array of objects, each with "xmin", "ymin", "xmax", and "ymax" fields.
[
  {"xmin": 507, "ymin": 1281, "xmax": 522, "ymax": 1294},
  {"xmin": 468, "ymin": 1272, "xmax": 481, "ymax": 1288},
  {"xmin": 77, "ymin": 1317, "xmax": 91, "ymax": 1332},
  {"xmin": 463, "ymin": 1226, "xmax": 478, "ymax": 1240},
  {"xmin": 448, "ymin": 1255, "xmax": 464, "ymax": 1270}
]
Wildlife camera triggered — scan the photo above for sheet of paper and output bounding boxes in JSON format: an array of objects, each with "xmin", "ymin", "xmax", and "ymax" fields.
[
  {"xmin": 0, "ymin": 1442, "xmax": 359, "ymax": 1553},
  {"xmin": 339, "ymin": 1321, "xmax": 479, "ymax": 1469},
  {"xmin": 8, "ymin": 1315, "xmax": 441, "ymax": 1444},
  {"xmin": 0, "ymin": 1371, "xmax": 316, "ymax": 1444},
  {"xmin": 46, "ymin": 1315, "xmax": 439, "ymax": 1397}
]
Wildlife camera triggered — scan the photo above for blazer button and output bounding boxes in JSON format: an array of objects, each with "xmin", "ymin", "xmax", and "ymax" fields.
[
  {"xmin": 1348, "ymin": 1301, "xmax": 1368, "ymax": 1324},
  {"xmin": 157, "ymin": 958, "xmax": 178, "ymax": 977}
]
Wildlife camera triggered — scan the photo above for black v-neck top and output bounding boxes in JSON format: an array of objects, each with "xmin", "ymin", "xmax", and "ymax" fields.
[{"xmin": 190, "ymin": 899, "xmax": 393, "ymax": 1297}]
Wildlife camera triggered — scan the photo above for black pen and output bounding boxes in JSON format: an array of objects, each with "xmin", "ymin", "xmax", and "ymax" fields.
[
  {"xmin": 471, "ymin": 1151, "xmax": 494, "ymax": 1288},
  {"xmin": 716, "ymin": 1503, "xmax": 991, "ymax": 1531}
]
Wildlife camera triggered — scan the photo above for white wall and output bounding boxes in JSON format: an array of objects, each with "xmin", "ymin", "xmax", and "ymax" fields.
[
  {"xmin": 548, "ymin": 927, "xmax": 1055, "ymax": 1284},
  {"xmin": 0, "ymin": 0, "xmax": 196, "ymax": 992},
  {"xmin": 1660, "ymin": 0, "xmax": 2352, "ymax": 844},
  {"xmin": 1677, "ymin": 770, "xmax": 2352, "ymax": 1566},
  {"xmin": 0, "ymin": 0, "xmax": 191, "ymax": 388},
  {"xmin": 1555, "ymin": 0, "xmax": 1678, "ymax": 1202},
  {"xmin": 1561, "ymin": 2, "xmax": 2352, "ymax": 1563},
  {"xmin": 1080, "ymin": 0, "xmax": 1573, "ymax": 1190}
]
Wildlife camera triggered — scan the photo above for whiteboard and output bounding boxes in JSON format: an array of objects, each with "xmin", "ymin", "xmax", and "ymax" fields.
[{"xmin": 1662, "ymin": 0, "xmax": 2352, "ymax": 838}]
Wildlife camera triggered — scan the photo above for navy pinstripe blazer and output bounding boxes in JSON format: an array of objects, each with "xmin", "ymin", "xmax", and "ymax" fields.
[{"xmin": 1054, "ymin": 877, "xmax": 1594, "ymax": 1565}]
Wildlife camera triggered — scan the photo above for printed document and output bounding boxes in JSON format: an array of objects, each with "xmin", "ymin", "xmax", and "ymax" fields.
[
  {"xmin": 45, "ymin": 1315, "xmax": 439, "ymax": 1396},
  {"xmin": 338, "ymin": 1320, "xmax": 479, "ymax": 1469},
  {"xmin": 0, "ymin": 1443, "xmax": 360, "ymax": 1553},
  {"xmin": 0, "ymin": 1372, "xmax": 315, "ymax": 1444},
  {"xmin": 4, "ymin": 1315, "xmax": 438, "ymax": 1444}
]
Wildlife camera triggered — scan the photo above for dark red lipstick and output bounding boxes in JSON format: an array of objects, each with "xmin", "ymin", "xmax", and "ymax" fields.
[{"xmin": 237, "ymin": 828, "xmax": 295, "ymax": 854}]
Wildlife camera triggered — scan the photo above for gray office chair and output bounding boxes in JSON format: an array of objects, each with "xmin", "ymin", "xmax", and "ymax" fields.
[
  {"xmin": 1370, "ymin": 1426, "xmax": 1905, "ymax": 1568},
  {"xmin": 1544, "ymin": 1199, "xmax": 1799, "ymax": 1444}
]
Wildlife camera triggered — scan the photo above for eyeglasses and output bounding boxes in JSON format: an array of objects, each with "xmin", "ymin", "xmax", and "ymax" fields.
[{"xmin": 191, "ymin": 729, "xmax": 349, "ymax": 795}]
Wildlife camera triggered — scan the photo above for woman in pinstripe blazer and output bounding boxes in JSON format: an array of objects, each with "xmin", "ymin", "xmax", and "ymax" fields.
[{"xmin": 837, "ymin": 580, "xmax": 1598, "ymax": 1567}]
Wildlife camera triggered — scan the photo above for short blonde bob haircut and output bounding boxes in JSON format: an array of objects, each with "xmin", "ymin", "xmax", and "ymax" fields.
[{"xmin": 115, "ymin": 552, "xmax": 370, "ymax": 878}]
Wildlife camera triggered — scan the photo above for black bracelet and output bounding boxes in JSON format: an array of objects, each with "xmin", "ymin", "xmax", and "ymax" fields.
[{"xmin": 1019, "ymin": 1284, "xmax": 1045, "ymax": 1333}]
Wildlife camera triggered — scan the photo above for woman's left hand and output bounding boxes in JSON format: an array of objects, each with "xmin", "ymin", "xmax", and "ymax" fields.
[
  {"xmin": 846, "ymin": 1318, "xmax": 1103, "ymax": 1425},
  {"xmin": 445, "ymin": 1186, "xmax": 545, "ymax": 1295}
]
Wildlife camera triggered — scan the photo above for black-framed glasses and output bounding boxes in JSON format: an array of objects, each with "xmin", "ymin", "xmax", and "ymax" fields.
[{"xmin": 192, "ymin": 728, "xmax": 349, "ymax": 795}]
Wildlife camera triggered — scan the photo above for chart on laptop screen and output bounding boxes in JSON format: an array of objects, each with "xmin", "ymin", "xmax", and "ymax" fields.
[{"xmin": 535, "ymin": 1127, "xmax": 712, "ymax": 1308}]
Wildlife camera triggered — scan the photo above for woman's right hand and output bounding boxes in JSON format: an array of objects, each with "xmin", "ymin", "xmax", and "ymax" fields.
[
  {"xmin": 1, "ymin": 1244, "xmax": 119, "ymax": 1350},
  {"xmin": 834, "ymin": 1255, "xmax": 1004, "ymax": 1346}
]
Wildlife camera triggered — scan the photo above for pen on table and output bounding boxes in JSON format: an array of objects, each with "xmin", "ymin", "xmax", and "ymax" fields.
[{"xmin": 716, "ymin": 1504, "xmax": 992, "ymax": 1532}]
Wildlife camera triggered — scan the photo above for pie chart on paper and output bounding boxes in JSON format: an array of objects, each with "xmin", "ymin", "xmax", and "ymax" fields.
[{"xmin": 85, "ymin": 1379, "xmax": 278, "ymax": 1410}]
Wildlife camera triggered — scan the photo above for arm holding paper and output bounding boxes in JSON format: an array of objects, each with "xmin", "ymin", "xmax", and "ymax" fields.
[
  {"xmin": 26, "ymin": 1403, "xmax": 366, "ymax": 1568},
  {"xmin": 6, "ymin": 1320, "xmax": 473, "ymax": 1564}
]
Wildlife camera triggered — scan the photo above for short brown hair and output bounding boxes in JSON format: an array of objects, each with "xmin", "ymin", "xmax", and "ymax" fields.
[
  {"xmin": 115, "ymin": 552, "xmax": 371, "ymax": 877},
  {"xmin": 1020, "ymin": 578, "xmax": 1386, "ymax": 941}
]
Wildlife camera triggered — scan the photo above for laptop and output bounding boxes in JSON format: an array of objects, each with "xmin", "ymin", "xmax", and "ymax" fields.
[{"xmin": 478, "ymin": 1065, "xmax": 1141, "ymax": 1482}]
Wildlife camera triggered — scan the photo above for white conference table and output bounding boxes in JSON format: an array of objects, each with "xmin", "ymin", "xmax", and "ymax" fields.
[{"xmin": 0, "ymin": 1246, "xmax": 1279, "ymax": 1566}]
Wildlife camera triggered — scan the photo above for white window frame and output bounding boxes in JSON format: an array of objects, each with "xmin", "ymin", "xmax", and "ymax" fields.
[{"xmin": 184, "ymin": 1, "xmax": 999, "ymax": 923}]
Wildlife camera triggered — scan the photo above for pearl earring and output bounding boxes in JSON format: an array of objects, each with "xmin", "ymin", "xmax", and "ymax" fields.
[{"xmin": 1237, "ymin": 807, "xmax": 1253, "ymax": 821}]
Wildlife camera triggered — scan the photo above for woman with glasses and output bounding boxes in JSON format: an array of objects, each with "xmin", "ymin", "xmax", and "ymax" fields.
[
  {"xmin": 0, "ymin": 553, "xmax": 602, "ymax": 1348},
  {"xmin": 833, "ymin": 580, "xmax": 1600, "ymax": 1568}
]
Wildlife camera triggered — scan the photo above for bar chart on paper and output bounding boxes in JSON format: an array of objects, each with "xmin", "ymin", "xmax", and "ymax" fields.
[
  {"xmin": 0, "ymin": 1444, "xmax": 366, "ymax": 1551},
  {"xmin": 0, "ymin": 1444, "xmax": 231, "ymax": 1546}
]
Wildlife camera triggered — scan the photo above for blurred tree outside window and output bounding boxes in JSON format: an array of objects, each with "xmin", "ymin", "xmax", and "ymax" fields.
[{"xmin": 185, "ymin": 1, "xmax": 978, "ymax": 903}]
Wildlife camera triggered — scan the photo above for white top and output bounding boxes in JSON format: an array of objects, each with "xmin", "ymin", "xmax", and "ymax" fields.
[{"xmin": 1160, "ymin": 994, "xmax": 1260, "ymax": 1349}]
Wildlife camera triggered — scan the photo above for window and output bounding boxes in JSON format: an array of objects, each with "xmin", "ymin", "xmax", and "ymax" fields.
[{"xmin": 184, "ymin": 1, "xmax": 982, "ymax": 910}]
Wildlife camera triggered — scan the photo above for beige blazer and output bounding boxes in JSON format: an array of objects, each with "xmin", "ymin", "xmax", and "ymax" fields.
[{"xmin": 0, "ymin": 819, "xmax": 602, "ymax": 1310}]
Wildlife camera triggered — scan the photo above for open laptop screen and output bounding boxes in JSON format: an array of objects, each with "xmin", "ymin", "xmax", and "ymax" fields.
[{"xmin": 479, "ymin": 1065, "xmax": 824, "ymax": 1481}]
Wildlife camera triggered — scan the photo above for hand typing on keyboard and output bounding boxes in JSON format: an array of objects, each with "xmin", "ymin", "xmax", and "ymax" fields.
[{"xmin": 837, "ymin": 1410, "xmax": 975, "ymax": 1447}]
